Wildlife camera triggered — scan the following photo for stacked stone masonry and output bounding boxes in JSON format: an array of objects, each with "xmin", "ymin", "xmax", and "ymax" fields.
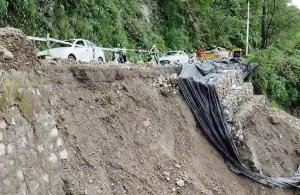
[{"xmin": 0, "ymin": 73, "xmax": 67, "ymax": 195}]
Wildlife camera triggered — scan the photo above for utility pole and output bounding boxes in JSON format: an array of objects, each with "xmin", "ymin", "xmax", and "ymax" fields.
[{"xmin": 246, "ymin": 0, "xmax": 250, "ymax": 55}]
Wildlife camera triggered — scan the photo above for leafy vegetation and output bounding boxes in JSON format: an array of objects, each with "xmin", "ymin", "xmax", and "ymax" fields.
[
  {"xmin": 0, "ymin": 0, "xmax": 300, "ymax": 111},
  {"xmin": 249, "ymin": 48, "xmax": 300, "ymax": 108}
]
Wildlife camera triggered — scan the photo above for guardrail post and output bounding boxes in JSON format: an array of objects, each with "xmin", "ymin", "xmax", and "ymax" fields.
[{"xmin": 47, "ymin": 33, "xmax": 50, "ymax": 56}]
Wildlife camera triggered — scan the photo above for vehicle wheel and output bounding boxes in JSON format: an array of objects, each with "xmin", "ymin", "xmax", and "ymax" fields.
[
  {"xmin": 98, "ymin": 57, "xmax": 104, "ymax": 63},
  {"xmin": 68, "ymin": 55, "xmax": 76, "ymax": 61}
]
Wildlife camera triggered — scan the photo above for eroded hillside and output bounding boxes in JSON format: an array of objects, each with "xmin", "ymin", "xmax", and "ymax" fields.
[{"xmin": 0, "ymin": 28, "xmax": 299, "ymax": 195}]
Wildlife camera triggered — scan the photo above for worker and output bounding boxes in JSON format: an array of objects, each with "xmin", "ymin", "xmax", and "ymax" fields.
[
  {"xmin": 197, "ymin": 47, "xmax": 205, "ymax": 59},
  {"xmin": 190, "ymin": 50, "xmax": 197, "ymax": 62},
  {"xmin": 150, "ymin": 44, "xmax": 159, "ymax": 64},
  {"xmin": 121, "ymin": 44, "xmax": 127, "ymax": 63}
]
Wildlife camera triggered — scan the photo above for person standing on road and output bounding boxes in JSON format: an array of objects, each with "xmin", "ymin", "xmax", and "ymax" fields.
[{"xmin": 150, "ymin": 44, "xmax": 159, "ymax": 64}]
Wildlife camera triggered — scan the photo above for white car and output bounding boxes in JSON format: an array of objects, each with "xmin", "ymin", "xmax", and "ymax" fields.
[
  {"xmin": 213, "ymin": 47, "xmax": 230, "ymax": 59},
  {"xmin": 159, "ymin": 51, "xmax": 190, "ymax": 65},
  {"xmin": 38, "ymin": 39, "xmax": 106, "ymax": 62}
]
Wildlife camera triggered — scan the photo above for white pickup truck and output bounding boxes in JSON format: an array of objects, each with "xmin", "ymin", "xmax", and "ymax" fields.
[{"xmin": 38, "ymin": 39, "xmax": 106, "ymax": 62}]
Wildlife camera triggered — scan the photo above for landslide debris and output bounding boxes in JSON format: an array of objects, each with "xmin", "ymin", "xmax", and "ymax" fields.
[
  {"xmin": 0, "ymin": 27, "xmax": 299, "ymax": 195},
  {"xmin": 0, "ymin": 27, "xmax": 39, "ymax": 71}
]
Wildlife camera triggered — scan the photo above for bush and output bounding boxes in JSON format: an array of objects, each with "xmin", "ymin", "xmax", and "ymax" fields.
[{"xmin": 249, "ymin": 47, "xmax": 300, "ymax": 108}]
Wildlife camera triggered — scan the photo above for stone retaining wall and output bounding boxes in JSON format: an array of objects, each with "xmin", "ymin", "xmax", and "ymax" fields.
[{"xmin": 0, "ymin": 71, "xmax": 66, "ymax": 195}]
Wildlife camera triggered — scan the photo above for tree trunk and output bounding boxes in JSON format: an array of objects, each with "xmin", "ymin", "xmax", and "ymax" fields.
[{"xmin": 261, "ymin": 0, "xmax": 267, "ymax": 49}]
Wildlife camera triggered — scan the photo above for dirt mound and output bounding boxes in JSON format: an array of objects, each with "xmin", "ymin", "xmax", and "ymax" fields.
[
  {"xmin": 42, "ymin": 65, "xmax": 295, "ymax": 195},
  {"xmin": 0, "ymin": 27, "xmax": 39, "ymax": 71},
  {"xmin": 240, "ymin": 105, "xmax": 300, "ymax": 177},
  {"xmin": 0, "ymin": 27, "xmax": 299, "ymax": 195}
]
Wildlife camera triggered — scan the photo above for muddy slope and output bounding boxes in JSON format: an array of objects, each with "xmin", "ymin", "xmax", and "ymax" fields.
[{"xmin": 44, "ymin": 65, "xmax": 295, "ymax": 195}]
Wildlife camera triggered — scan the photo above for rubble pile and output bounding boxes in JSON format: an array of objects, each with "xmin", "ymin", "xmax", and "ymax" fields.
[
  {"xmin": 151, "ymin": 74, "xmax": 179, "ymax": 95},
  {"xmin": 0, "ymin": 27, "xmax": 39, "ymax": 71}
]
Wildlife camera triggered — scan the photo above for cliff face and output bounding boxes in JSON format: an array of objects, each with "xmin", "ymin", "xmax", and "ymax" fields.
[{"xmin": 0, "ymin": 28, "xmax": 299, "ymax": 195}]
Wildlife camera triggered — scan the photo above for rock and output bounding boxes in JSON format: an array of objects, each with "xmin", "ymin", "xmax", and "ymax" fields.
[
  {"xmin": 56, "ymin": 137, "xmax": 63, "ymax": 147},
  {"xmin": 29, "ymin": 180, "xmax": 40, "ymax": 192},
  {"xmin": 174, "ymin": 164, "xmax": 181, "ymax": 168},
  {"xmin": 0, "ymin": 131, "xmax": 3, "ymax": 141},
  {"xmin": 11, "ymin": 117, "xmax": 15, "ymax": 126},
  {"xmin": 50, "ymin": 127, "xmax": 59, "ymax": 137},
  {"xmin": 163, "ymin": 171, "xmax": 170, "ymax": 176},
  {"xmin": 143, "ymin": 120, "xmax": 151, "ymax": 127},
  {"xmin": 165, "ymin": 176, "xmax": 170, "ymax": 181},
  {"xmin": 270, "ymin": 115, "xmax": 280, "ymax": 124},
  {"xmin": 0, "ymin": 45, "xmax": 13, "ymax": 60},
  {"xmin": 223, "ymin": 109, "xmax": 232, "ymax": 122},
  {"xmin": 16, "ymin": 169, "xmax": 24, "ymax": 181},
  {"xmin": 176, "ymin": 179, "xmax": 185, "ymax": 187},
  {"xmin": 49, "ymin": 153, "xmax": 58, "ymax": 163},
  {"xmin": 0, "ymin": 120, "xmax": 7, "ymax": 129},
  {"xmin": 7, "ymin": 144, "xmax": 14, "ymax": 154},
  {"xmin": 59, "ymin": 149, "xmax": 68, "ymax": 160},
  {"xmin": 42, "ymin": 174, "xmax": 49, "ymax": 183},
  {"xmin": 0, "ymin": 143, "xmax": 5, "ymax": 156}
]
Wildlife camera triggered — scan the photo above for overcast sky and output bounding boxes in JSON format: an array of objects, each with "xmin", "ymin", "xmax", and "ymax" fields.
[{"xmin": 290, "ymin": 0, "xmax": 300, "ymax": 8}]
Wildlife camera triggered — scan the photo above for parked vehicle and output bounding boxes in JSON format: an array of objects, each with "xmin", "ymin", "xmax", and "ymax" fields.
[
  {"xmin": 159, "ymin": 51, "xmax": 189, "ymax": 65},
  {"xmin": 38, "ymin": 39, "xmax": 106, "ymax": 62},
  {"xmin": 213, "ymin": 47, "xmax": 230, "ymax": 59}
]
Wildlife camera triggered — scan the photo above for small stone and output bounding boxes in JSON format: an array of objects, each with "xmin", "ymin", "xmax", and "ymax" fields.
[
  {"xmin": 0, "ymin": 143, "xmax": 5, "ymax": 156},
  {"xmin": 7, "ymin": 144, "xmax": 15, "ymax": 154},
  {"xmin": 43, "ymin": 122, "xmax": 49, "ymax": 127},
  {"xmin": 16, "ymin": 169, "xmax": 24, "ymax": 181},
  {"xmin": 49, "ymin": 153, "xmax": 58, "ymax": 163},
  {"xmin": 278, "ymin": 134, "xmax": 283, "ymax": 139},
  {"xmin": 19, "ymin": 137, "xmax": 27, "ymax": 148},
  {"xmin": 163, "ymin": 171, "xmax": 170, "ymax": 176},
  {"xmin": 0, "ymin": 46, "xmax": 13, "ymax": 60},
  {"xmin": 176, "ymin": 179, "xmax": 185, "ymax": 187},
  {"xmin": 3, "ymin": 178, "xmax": 11, "ymax": 186},
  {"xmin": 17, "ymin": 183, "xmax": 27, "ymax": 195},
  {"xmin": 174, "ymin": 164, "xmax": 181, "ymax": 168},
  {"xmin": 11, "ymin": 118, "xmax": 15, "ymax": 126},
  {"xmin": 0, "ymin": 120, "xmax": 6, "ymax": 129},
  {"xmin": 59, "ymin": 149, "xmax": 68, "ymax": 160},
  {"xmin": 29, "ymin": 180, "xmax": 39, "ymax": 192},
  {"xmin": 50, "ymin": 127, "xmax": 59, "ymax": 137},
  {"xmin": 270, "ymin": 115, "xmax": 280, "ymax": 124},
  {"xmin": 56, "ymin": 137, "xmax": 63, "ymax": 147},
  {"xmin": 37, "ymin": 145, "xmax": 44, "ymax": 153},
  {"xmin": 165, "ymin": 176, "xmax": 171, "ymax": 181},
  {"xmin": 89, "ymin": 179, "xmax": 93, "ymax": 184},
  {"xmin": 36, "ymin": 89, "xmax": 41, "ymax": 96},
  {"xmin": 42, "ymin": 174, "xmax": 49, "ymax": 183},
  {"xmin": 172, "ymin": 187, "xmax": 176, "ymax": 192},
  {"xmin": 143, "ymin": 120, "xmax": 151, "ymax": 127},
  {"xmin": 8, "ymin": 160, "xmax": 14, "ymax": 166},
  {"xmin": 0, "ymin": 131, "xmax": 3, "ymax": 141}
]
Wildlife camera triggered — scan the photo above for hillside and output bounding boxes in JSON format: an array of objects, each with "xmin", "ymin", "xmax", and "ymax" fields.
[
  {"xmin": 0, "ymin": 27, "xmax": 300, "ymax": 194},
  {"xmin": 1, "ymin": 0, "xmax": 300, "ymax": 112},
  {"xmin": 0, "ymin": 0, "xmax": 253, "ymax": 50}
]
